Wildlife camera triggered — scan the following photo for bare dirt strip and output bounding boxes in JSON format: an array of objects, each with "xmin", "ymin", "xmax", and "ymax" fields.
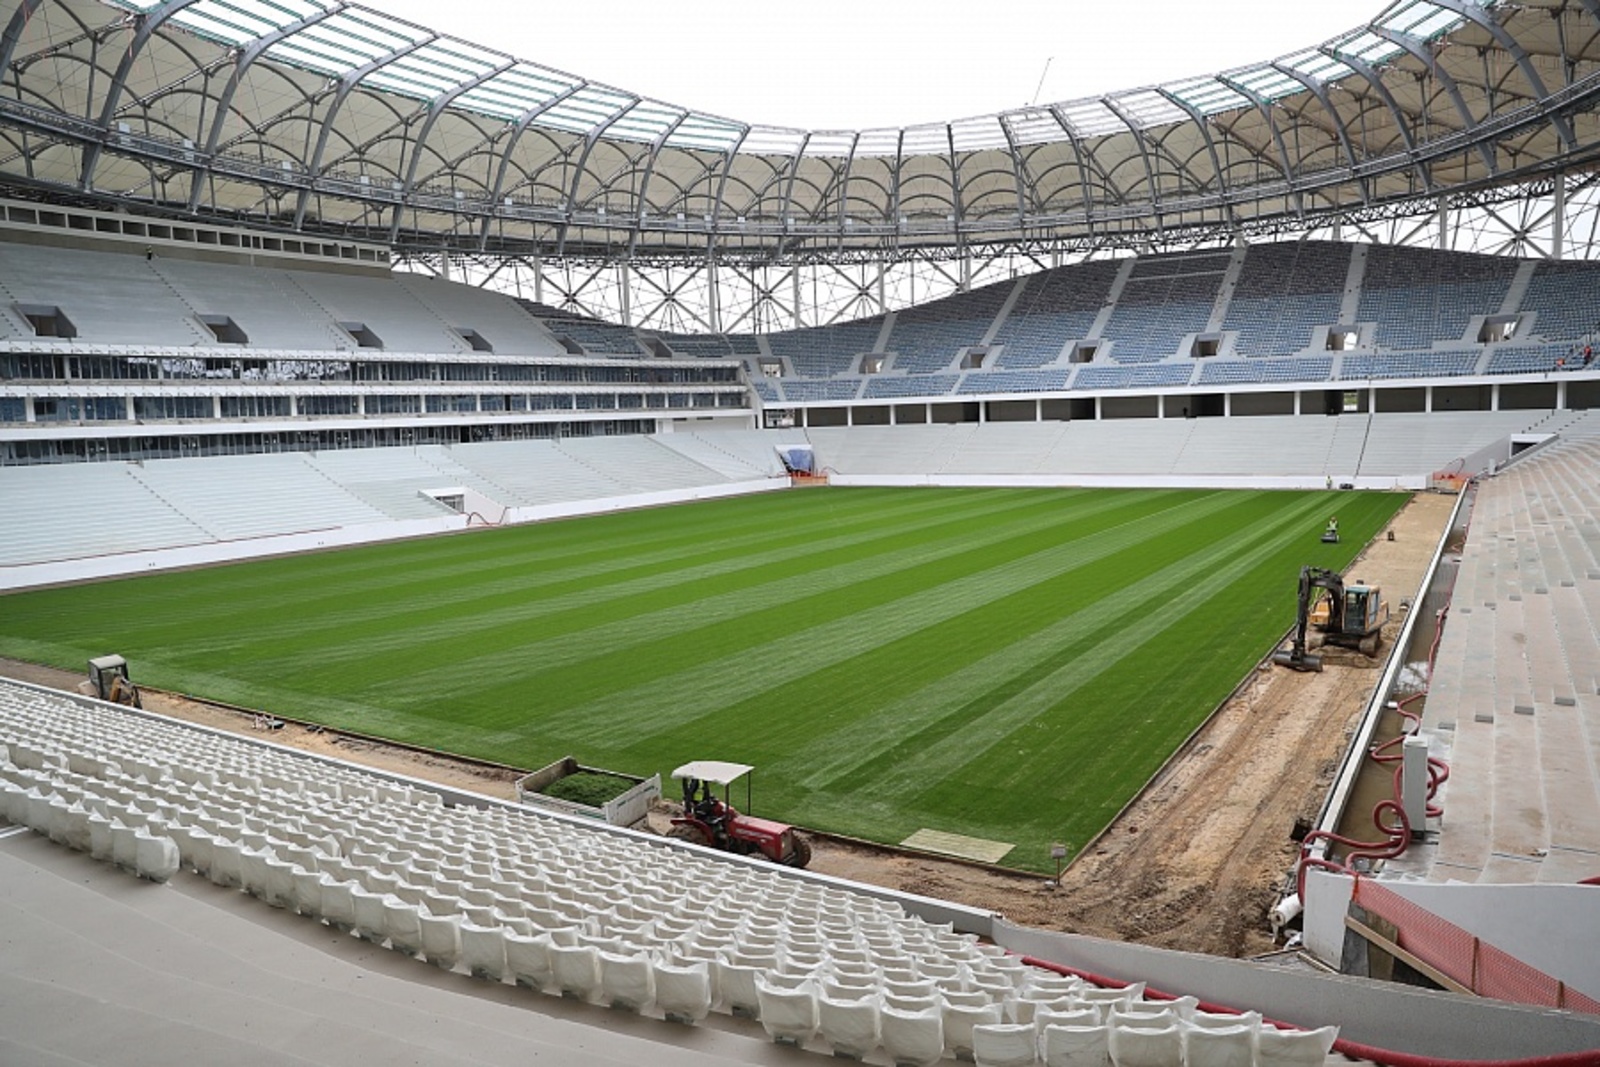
[{"xmin": 0, "ymin": 490, "xmax": 1452, "ymax": 959}]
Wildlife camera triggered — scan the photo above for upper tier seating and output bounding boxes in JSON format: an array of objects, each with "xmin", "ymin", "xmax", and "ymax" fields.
[
  {"xmin": 1519, "ymin": 262, "xmax": 1600, "ymax": 342},
  {"xmin": 1357, "ymin": 245, "xmax": 1518, "ymax": 351},
  {"xmin": 766, "ymin": 319, "xmax": 884, "ymax": 379},
  {"xmin": 991, "ymin": 261, "xmax": 1121, "ymax": 368},
  {"xmin": 1223, "ymin": 242, "xmax": 1349, "ymax": 356},
  {"xmin": 885, "ymin": 281, "xmax": 1014, "ymax": 374},
  {"xmin": 1100, "ymin": 253, "xmax": 1230, "ymax": 363}
]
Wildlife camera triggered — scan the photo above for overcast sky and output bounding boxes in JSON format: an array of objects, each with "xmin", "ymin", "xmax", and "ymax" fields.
[{"xmin": 371, "ymin": 0, "xmax": 1391, "ymax": 130}]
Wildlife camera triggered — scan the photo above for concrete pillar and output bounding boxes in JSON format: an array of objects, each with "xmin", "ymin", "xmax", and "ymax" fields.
[
  {"xmin": 1558, "ymin": 379, "xmax": 1568, "ymax": 411},
  {"xmin": 1491, "ymin": 384, "xmax": 1501, "ymax": 412},
  {"xmin": 1224, "ymin": 393, "xmax": 1232, "ymax": 417},
  {"xmin": 1402, "ymin": 735, "xmax": 1430, "ymax": 836},
  {"xmin": 125, "ymin": 395, "xmax": 136, "ymax": 421},
  {"xmin": 1424, "ymin": 385, "xmax": 1434, "ymax": 413},
  {"xmin": 1035, "ymin": 398, "xmax": 1042, "ymax": 423},
  {"xmin": 213, "ymin": 395, "xmax": 222, "ymax": 419},
  {"xmin": 24, "ymin": 395, "xmax": 35, "ymax": 423}
]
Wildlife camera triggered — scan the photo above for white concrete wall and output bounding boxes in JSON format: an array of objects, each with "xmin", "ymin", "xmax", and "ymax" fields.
[
  {"xmin": 0, "ymin": 479, "xmax": 790, "ymax": 592},
  {"xmin": 995, "ymin": 918, "xmax": 1600, "ymax": 1059},
  {"xmin": 502, "ymin": 477, "xmax": 788, "ymax": 524},
  {"xmin": 1380, "ymin": 881, "xmax": 1600, "ymax": 1001},
  {"xmin": 0, "ymin": 516, "xmax": 465, "ymax": 592}
]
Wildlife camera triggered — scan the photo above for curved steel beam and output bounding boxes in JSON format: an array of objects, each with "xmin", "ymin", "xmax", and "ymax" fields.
[
  {"xmin": 1215, "ymin": 74, "xmax": 1302, "ymax": 217},
  {"xmin": 998, "ymin": 118, "xmax": 1028, "ymax": 218},
  {"xmin": 200, "ymin": 4, "xmax": 344, "ymax": 157},
  {"xmin": 1429, "ymin": 0, "xmax": 1574, "ymax": 150},
  {"xmin": 709, "ymin": 126, "xmax": 750, "ymax": 231},
  {"xmin": 190, "ymin": 4, "xmax": 347, "ymax": 210},
  {"xmin": 1370, "ymin": 25, "xmax": 1497, "ymax": 175},
  {"xmin": 1046, "ymin": 105, "xmax": 1101, "ymax": 236},
  {"xmin": 475, "ymin": 82, "xmax": 593, "ymax": 247},
  {"xmin": 291, "ymin": 33, "xmax": 437, "ymax": 227},
  {"xmin": 626, "ymin": 112, "xmax": 689, "ymax": 257},
  {"xmin": 0, "ymin": 0, "xmax": 49, "ymax": 80},
  {"xmin": 1100, "ymin": 97, "xmax": 1162, "ymax": 226},
  {"xmin": 555, "ymin": 102, "xmax": 637, "ymax": 256},
  {"xmin": 1154, "ymin": 88, "xmax": 1237, "ymax": 227},
  {"xmin": 81, "ymin": 0, "xmax": 204, "ymax": 188},
  {"xmin": 835, "ymin": 131, "xmax": 860, "ymax": 241},
  {"xmin": 1269, "ymin": 63, "xmax": 1366, "ymax": 203},
  {"xmin": 1328, "ymin": 47, "xmax": 1429, "ymax": 192},
  {"xmin": 774, "ymin": 132, "xmax": 811, "ymax": 249},
  {"xmin": 386, "ymin": 59, "xmax": 516, "ymax": 242}
]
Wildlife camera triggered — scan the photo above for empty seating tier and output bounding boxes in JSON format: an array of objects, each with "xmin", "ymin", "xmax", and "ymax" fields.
[{"xmin": 0, "ymin": 679, "xmax": 1339, "ymax": 1065}]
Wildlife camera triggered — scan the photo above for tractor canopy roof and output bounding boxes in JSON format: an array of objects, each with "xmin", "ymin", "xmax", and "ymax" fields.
[{"xmin": 671, "ymin": 761, "xmax": 754, "ymax": 786}]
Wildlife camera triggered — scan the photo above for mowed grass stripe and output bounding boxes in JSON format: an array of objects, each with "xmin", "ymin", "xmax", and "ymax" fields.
[
  {"xmin": 0, "ymin": 486, "xmax": 1408, "ymax": 871},
  {"xmin": 787, "ymin": 490, "xmax": 1329, "ymax": 796},
  {"xmin": 208, "ymin": 488, "xmax": 1133, "ymax": 689},
  {"xmin": 520, "ymin": 490, "xmax": 1244, "ymax": 751},
  {"xmin": 785, "ymin": 491, "xmax": 1334, "ymax": 845}
]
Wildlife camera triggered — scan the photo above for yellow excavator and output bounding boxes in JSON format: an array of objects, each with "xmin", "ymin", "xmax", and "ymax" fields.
[
  {"xmin": 80, "ymin": 654, "xmax": 142, "ymax": 708},
  {"xmin": 1273, "ymin": 566, "xmax": 1388, "ymax": 672}
]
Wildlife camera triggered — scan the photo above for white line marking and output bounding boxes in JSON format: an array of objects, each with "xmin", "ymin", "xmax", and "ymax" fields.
[{"xmin": 0, "ymin": 825, "xmax": 30, "ymax": 840}]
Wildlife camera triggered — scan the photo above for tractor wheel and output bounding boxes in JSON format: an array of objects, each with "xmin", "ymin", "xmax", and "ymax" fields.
[
  {"xmin": 788, "ymin": 833, "xmax": 813, "ymax": 870},
  {"xmin": 668, "ymin": 824, "xmax": 711, "ymax": 848}
]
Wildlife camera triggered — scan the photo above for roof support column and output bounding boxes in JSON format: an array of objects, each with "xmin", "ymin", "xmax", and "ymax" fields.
[
  {"xmin": 0, "ymin": 0, "xmax": 47, "ymax": 82},
  {"xmin": 1552, "ymin": 174, "xmax": 1565, "ymax": 261}
]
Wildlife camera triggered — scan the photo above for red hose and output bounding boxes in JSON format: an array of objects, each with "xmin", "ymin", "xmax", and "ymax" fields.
[
  {"xmin": 1019, "ymin": 956, "xmax": 1600, "ymax": 1067},
  {"xmin": 1296, "ymin": 604, "xmax": 1451, "ymax": 898}
]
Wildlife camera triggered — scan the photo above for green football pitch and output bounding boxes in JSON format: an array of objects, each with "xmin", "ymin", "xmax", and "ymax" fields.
[{"xmin": 0, "ymin": 486, "xmax": 1408, "ymax": 871}]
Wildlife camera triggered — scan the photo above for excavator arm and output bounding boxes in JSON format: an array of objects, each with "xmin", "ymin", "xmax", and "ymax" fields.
[{"xmin": 1273, "ymin": 566, "xmax": 1345, "ymax": 672}]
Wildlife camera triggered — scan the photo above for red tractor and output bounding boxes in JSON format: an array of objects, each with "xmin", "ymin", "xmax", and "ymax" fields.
[{"xmin": 667, "ymin": 761, "xmax": 812, "ymax": 868}]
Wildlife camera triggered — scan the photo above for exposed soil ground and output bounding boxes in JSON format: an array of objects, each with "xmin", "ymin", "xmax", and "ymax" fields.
[{"xmin": 0, "ymin": 490, "xmax": 1453, "ymax": 960}]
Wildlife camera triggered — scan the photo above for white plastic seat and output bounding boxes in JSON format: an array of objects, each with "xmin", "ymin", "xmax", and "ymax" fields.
[
  {"xmin": 972, "ymin": 1021, "xmax": 1040, "ymax": 1067},
  {"xmin": 321, "ymin": 879, "xmax": 357, "ymax": 930},
  {"xmin": 351, "ymin": 886, "xmax": 388, "ymax": 942},
  {"xmin": 652, "ymin": 959, "xmax": 713, "ymax": 1025},
  {"xmin": 881, "ymin": 1000, "xmax": 945, "ymax": 1067},
  {"xmin": 1183, "ymin": 1022, "xmax": 1257, "ymax": 1067},
  {"xmin": 548, "ymin": 942, "xmax": 600, "ymax": 1001},
  {"xmin": 264, "ymin": 856, "xmax": 297, "ymax": 908},
  {"xmin": 943, "ymin": 1001, "xmax": 1004, "ymax": 1057},
  {"xmin": 1109, "ymin": 1020, "xmax": 1180, "ymax": 1067},
  {"xmin": 503, "ymin": 930, "xmax": 553, "ymax": 989},
  {"xmin": 756, "ymin": 975, "xmax": 818, "ymax": 1046},
  {"xmin": 818, "ymin": 989, "xmax": 880, "ymax": 1060},
  {"xmin": 383, "ymin": 896, "xmax": 423, "ymax": 956},
  {"xmin": 1034, "ymin": 1006, "xmax": 1100, "ymax": 1044},
  {"xmin": 1255, "ymin": 1025, "xmax": 1339, "ymax": 1067},
  {"xmin": 209, "ymin": 838, "xmax": 244, "ymax": 888},
  {"xmin": 1077, "ymin": 984, "xmax": 1143, "ymax": 1014},
  {"xmin": 1120, "ymin": 995, "xmax": 1196, "ymax": 1020},
  {"xmin": 418, "ymin": 912, "xmax": 461, "ymax": 969},
  {"xmin": 133, "ymin": 829, "xmax": 180, "ymax": 883},
  {"xmin": 1188, "ymin": 1009, "xmax": 1260, "ymax": 1032},
  {"xmin": 1042, "ymin": 1023, "xmax": 1111, "ymax": 1067},
  {"xmin": 110, "ymin": 823, "xmax": 140, "ymax": 871},
  {"xmin": 714, "ymin": 959, "xmax": 763, "ymax": 1017},
  {"xmin": 598, "ymin": 950, "xmax": 655, "ymax": 1012}
]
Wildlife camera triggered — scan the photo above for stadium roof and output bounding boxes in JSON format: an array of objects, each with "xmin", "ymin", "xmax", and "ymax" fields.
[{"xmin": 2, "ymin": 0, "xmax": 1599, "ymax": 259}]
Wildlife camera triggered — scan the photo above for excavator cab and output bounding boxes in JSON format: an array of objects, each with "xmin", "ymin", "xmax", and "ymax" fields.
[{"xmin": 84, "ymin": 655, "xmax": 142, "ymax": 708}]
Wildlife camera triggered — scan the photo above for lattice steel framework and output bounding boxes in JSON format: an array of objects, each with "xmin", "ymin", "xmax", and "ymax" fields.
[{"xmin": 4, "ymin": 0, "xmax": 1600, "ymax": 326}]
